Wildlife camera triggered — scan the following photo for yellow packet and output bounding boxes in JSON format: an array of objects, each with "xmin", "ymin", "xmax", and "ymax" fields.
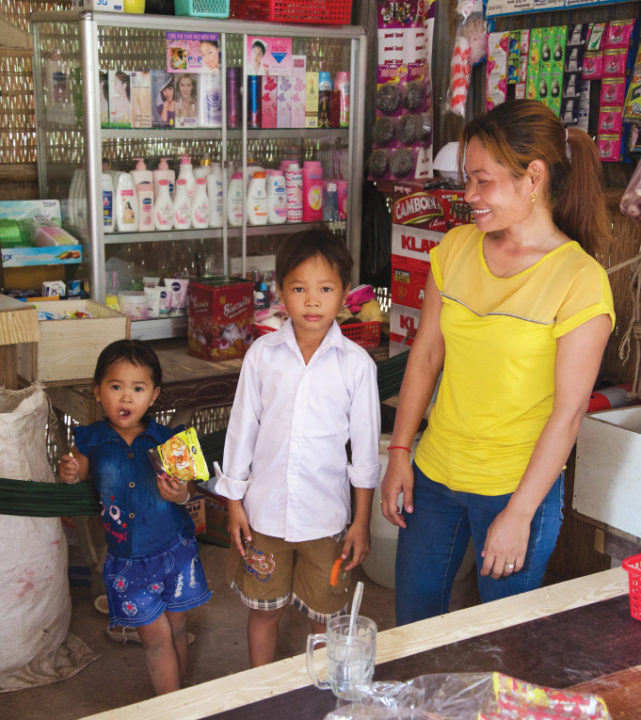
[{"xmin": 148, "ymin": 427, "xmax": 210, "ymax": 483}]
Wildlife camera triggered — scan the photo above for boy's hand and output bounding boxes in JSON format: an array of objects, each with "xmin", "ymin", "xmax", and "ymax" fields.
[
  {"xmin": 340, "ymin": 520, "xmax": 371, "ymax": 571},
  {"xmin": 227, "ymin": 499, "xmax": 251, "ymax": 558},
  {"xmin": 156, "ymin": 472, "xmax": 190, "ymax": 505},
  {"xmin": 58, "ymin": 453, "xmax": 80, "ymax": 484}
]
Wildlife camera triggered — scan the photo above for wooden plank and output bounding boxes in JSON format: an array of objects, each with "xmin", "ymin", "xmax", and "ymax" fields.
[
  {"xmin": 0, "ymin": 294, "xmax": 39, "ymax": 345},
  {"xmin": 0, "ymin": 18, "xmax": 33, "ymax": 51},
  {"xmin": 78, "ymin": 568, "xmax": 629, "ymax": 720}
]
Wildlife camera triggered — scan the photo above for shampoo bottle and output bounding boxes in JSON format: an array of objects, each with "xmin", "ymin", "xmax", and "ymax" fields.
[
  {"xmin": 284, "ymin": 162, "xmax": 303, "ymax": 223},
  {"xmin": 266, "ymin": 169, "xmax": 287, "ymax": 224},
  {"xmin": 248, "ymin": 171, "xmax": 268, "ymax": 225},
  {"xmin": 335, "ymin": 71, "xmax": 350, "ymax": 127},
  {"xmin": 102, "ymin": 171, "xmax": 114, "ymax": 233},
  {"xmin": 154, "ymin": 179, "xmax": 173, "ymax": 230},
  {"xmin": 115, "ymin": 171, "xmax": 138, "ymax": 232},
  {"xmin": 207, "ymin": 164, "xmax": 224, "ymax": 228},
  {"xmin": 177, "ymin": 154, "xmax": 196, "ymax": 202},
  {"xmin": 227, "ymin": 171, "xmax": 244, "ymax": 227},
  {"xmin": 153, "ymin": 157, "xmax": 175, "ymax": 200},
  {"xmin": 191, "ymin": 177, "xmax": 209, "ymax": 229},
  {"xmin": 194, "ymin": 152, "xmax": 213, "ymax": 180},
  {"xmin": 173, "ymin": 177, "xmax": 191, "ymax": 230}
]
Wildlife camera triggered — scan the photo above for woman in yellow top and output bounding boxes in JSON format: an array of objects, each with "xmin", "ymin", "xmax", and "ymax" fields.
[{"xmin": 381, "ymin": 99, "xmax": 615, "ymax": 624}]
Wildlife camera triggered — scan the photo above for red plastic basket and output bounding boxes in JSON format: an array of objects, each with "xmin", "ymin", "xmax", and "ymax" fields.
[
  {"xmin": 229, "ymin": 0, "xmax": 352, "ymax": 24},
  {"xmin": 622, "ymin": 553, "xmax": 641, "ymax": 620},
  {"xmin": 254, "ymin": 321, "xmax": 381, "ymax": 348}
]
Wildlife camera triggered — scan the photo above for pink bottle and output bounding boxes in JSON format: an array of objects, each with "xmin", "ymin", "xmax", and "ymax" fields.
[
  {"xmin": 302, "ymin": 160, "xmax": 323, "ymax": 223},
  {"xmin": 284, "ymin": 162, "xmax": 303, "ymax": 223},
  {"xmin": 337, "ymin": 179, "xmax": 348, "ymax": 220}
]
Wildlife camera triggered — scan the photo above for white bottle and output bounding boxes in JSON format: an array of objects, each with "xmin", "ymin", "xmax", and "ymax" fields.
[
  {"xmin": 136, "ymin": 181, "xmax": 155, "ymax": 232},
  {"xmin": 173, "ymin": 177, "xmax": 191, "ymax": 230},
  {"xmin": 177, "ymin": 154, "xmax": 196, "ymax": 203},
  {"xmin": 207, "ymin": 164, "xmax": 224, "ymax": 228},
  {"xmin": 191, "ymin": 177, "xmax": 209, "ymax": 229},
  {"xmin": 102, "ymin": 171, "xmax": 114, "ymax": 233},
  {"xmin": 153, "ymin": 157, "xmax": 175, "ymax": 200},
  {"xmin": 130, "ymin": 157, "xmax": 153, "ymax": 186},
  {"xmin": 227, "ymin": 171, "xmax": 244, "ymax": 227},
  {"xmin": 114, "ymin": 171, "xmax": 138, "ymax": 232},
  {"xmin": 154, "ymin": 179, "xmax": 173, "ymax": 230},
  {"xmin": 194, "ymin": 152, "xmax": 213, "ymax": 180},
  {"xmin": 248, "ymin": 171, "xmax": 268, "ymax": 225},
  {"xmin": 266, "ymin": 170, "xmax": 287, "ymax": 224}
]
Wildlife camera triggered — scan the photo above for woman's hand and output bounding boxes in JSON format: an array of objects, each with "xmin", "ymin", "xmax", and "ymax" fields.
[
  {"xmin": 156, "ymin": 472, "xmax": 190, "ymax": 505},
  {"xmin": 227, "ymin": 499, "xmax": 251, "ymax": 558},
  {"xmin": 380, "ymin": 453, "xmax": 414, "ymax": 528},
  {"xmin": 480, "ymin": 505, "xmax": 531, "ymax": 578}
]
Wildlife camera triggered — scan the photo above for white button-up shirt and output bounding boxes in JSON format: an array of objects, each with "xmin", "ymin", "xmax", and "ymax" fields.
[{"xmin": 213, "ymin": 319, "xmax": 381, "ymax": 542}]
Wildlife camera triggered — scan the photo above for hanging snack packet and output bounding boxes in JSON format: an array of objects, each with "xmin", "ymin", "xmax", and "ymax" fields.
[{"xmin": 149, "ymin": 427, "xmax": 210, "ymax": 483}]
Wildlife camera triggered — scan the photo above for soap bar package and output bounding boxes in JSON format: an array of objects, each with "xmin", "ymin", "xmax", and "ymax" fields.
[{"xmin": 188, "ymin": 276, "xmax": 254, "ymax": 361}]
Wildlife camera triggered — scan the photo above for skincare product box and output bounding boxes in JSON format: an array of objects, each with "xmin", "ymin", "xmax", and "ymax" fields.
[
  {"xmin": 131, "ymin": 70, "xmax": 152, "ymax": 128},
  {"xmin": 261, "ymin": 75, "xmax": 278, "ymax": 129},
  {"xmin": 290, "ymin": 55, "xmax": 306, "ymax": 128},
  {"xmin": 305, "ymin": 71, "xmax": 319, "ymax": 128},
  {"xmin": 108, "ymin": 69, "xmax": 132, "ymax": 128}
]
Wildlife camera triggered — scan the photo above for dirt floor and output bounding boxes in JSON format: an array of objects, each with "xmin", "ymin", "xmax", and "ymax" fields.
[{"xmin": 1, "ymin": 542, "xmax": 402, "ymax": 720}]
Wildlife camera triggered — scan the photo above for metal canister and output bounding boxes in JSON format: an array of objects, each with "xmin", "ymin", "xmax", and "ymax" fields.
[{"xmin": 247, "ymin": 74, "xmax": 261, "ymax": 129}]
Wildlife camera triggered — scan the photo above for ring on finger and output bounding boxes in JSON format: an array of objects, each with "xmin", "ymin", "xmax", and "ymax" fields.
[{"xmin": 505, "ymin": 563, "xmax": 515, "ymax": 571}]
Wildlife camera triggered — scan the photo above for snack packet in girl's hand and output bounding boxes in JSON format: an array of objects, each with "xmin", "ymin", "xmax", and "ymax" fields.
[{"xmin": 149, "ymin": 427, "xmax": 210, "ymax": 483}]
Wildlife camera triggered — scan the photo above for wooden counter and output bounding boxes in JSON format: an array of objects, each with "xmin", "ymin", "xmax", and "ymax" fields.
[
  {"xmin": 0, "ymin": 293, "xmax": 39, "ymax": 389},
  {"xmin": 80, "ymin": 568, "xmax": 632, "ymax": 720}
]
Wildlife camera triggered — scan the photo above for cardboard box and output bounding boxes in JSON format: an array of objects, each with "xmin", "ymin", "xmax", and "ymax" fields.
[
  {"xmin": 185, "ymin": 494, "xmax": 206, "ymax": 536},
  {"xmin": 389, "ymin": 302, "xmax": 421, "ymax": 349},
  {"xmin": 188, "ymin": 276, "xmax": 254, "ymax": 362},
  {"xmin": 391, "ymin": 255, "xmax": 429, "ymax": 309},
  {"xmin": 391, "ymin": 224, "xmax": 442, "ymax": 265},
  {"xmin": 18, "ymin": 299, "xmax": 130, "ymax": 384},
  {"xmin": 574, "ymin": 407, "xmax": 641, "ymax": 539}
]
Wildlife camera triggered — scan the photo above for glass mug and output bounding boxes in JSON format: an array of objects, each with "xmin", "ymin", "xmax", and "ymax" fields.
[{"xmin": 306, "ymin": 615, "xmax": 377, "ymax": 701}]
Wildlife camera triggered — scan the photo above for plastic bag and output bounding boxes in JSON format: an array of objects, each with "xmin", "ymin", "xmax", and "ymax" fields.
[
  {"xmin": 620, "ymin": 159, "xmax": 641, "ymax": 223},
  {"xmin": 148, "ymin": 427, "xmax": 210, "ymax": 483},
  {"xmin": 324, "ymin": 671, "xmax": 611, "ymax": 720},
  {"xmin": 445, "ymin": 0, "xmax": 488, "ymax": 118}
]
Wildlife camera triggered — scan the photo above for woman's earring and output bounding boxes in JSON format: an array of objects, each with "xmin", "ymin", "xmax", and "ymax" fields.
[{"xmin": 531, "ymin": 191, "xmax": 537, "ymax": 204}]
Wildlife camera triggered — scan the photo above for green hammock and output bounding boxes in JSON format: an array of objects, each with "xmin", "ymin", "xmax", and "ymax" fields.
[{"xmin": 0, "ymin": 351, "xmax": 408, "ymax": 518}]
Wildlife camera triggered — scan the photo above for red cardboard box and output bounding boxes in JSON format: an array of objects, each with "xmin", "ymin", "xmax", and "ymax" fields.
[
  {"xmin": 379, "ymin": 180, "xmax": 472, "ymax": 231},
  {"xmin": 392, "ymin": 224, "xmax": 442, "ymax": 264},
  {"xmin": 389, "ymin": 302, "xmax": 421, "ymax": 349},
  {"xmin": 188, "ymin": 276, "xmax": 254, "ymax": 362},
  {"xmin": 391, "ymin": 255, "xmax": 429, "ymax": 310}
]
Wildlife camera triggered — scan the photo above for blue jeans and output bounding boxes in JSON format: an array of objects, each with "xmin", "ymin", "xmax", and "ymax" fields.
[{"xmin": 395, "ymin": 463, "xmax": 564, "ymax": 625}]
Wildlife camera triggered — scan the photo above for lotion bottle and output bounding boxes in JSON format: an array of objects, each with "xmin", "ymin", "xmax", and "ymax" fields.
[
  {"xmin": 191, "ymin": 177, "xmax": 209, "ymax": 229},
  {"xmin": 114, "ymin": 171, "xmax": 138, "ymax": 232},
  {"xmin": 194, "ymin": 152, "xmax": 213, "ymax": 180},
  {"xmin": 266, "ymin": 169, "xmax": 287, "ymax": 224},
  {"xmin": 130, "ymin": 157, "xmax": 153, "ymax": 186},
  {"xmin": 154, "ymin": 179, "xmax": 173, "ymax": 230},
  {"xmin": 227, "ymin": 171, "xmax": 244, "ymax": 227},
  {"xmin": 248, "ymin": 171, "xmax": 268, "ymax": 225},
  {"xmin": 173, "ymin": 177, "xmax": 191, "ymax": 230},
  {"xmin": 153, "ymin": 157, "xmax": 175, "ymax": 200},
  {"xmin": 136, "ymin": 181, "xmax": 155, "ymax": 232},
  {"xmin": 207, "ymin": 164, "xmax": 224, "ymax": 228},
  {"xmin": 102, "ymin": 171, "xmax": 114, "ymax": 233},
  {"xmin": 177, "ymin": 154, "xmax": 196, "ymax": 203}
]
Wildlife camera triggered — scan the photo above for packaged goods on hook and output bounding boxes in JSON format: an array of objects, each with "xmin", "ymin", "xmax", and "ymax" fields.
[{"xmin": 368, "ymin": 0, "xmax": 435, "ymax": 182}]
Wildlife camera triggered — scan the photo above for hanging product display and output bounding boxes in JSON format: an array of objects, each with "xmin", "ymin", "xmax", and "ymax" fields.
[
  {"xmin": 445, "ymin": 0, "xmax": 487, "ymax": 118},
  {"xmin": 485, "ymin": 17, "xmax": 640, "ymax": 163},
  {"xmin": 368, "ymin": 0, "xmax": 435, "ymax": 182}
]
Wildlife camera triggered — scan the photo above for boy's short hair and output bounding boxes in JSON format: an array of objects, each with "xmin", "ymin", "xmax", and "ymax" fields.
[
  {"xmin": 275, "ymin": 227, "xmax": 353, "ymax": 289},
  {"xmin": 94, "ymin": 339, "xmax": 162, "ymax": 388}
]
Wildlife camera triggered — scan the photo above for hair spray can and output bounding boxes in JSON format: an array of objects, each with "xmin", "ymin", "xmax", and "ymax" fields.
[
  {"xmin": 248, "ymin": 75, "xmax": 261, "ymax": 129},
  {"xmin": 226, "ymin": 67, "xmax": 240, "ymax": 128}
]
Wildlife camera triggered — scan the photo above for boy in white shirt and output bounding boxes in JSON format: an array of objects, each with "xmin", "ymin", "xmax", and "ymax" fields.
[{"xmin": 214, "ymin": 228, "xmax": 381, "ymax": 667}]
